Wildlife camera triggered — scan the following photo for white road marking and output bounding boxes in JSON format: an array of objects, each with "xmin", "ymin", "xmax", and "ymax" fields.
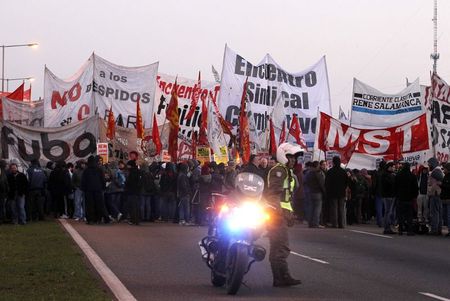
[
  {"xmin": 349, "ymin": 230, "xmax": 393, "ymax": 239},
  {"xmin": 290, "ymin": 251, "xmax": 330, "ymax": 265},
  {"xmin": 419, "ymin": 292, "xmax": 450, "ymax": 301},
  {"xmin": 59, "ymin": 219, "xmax": 137, "ymax": 301}
]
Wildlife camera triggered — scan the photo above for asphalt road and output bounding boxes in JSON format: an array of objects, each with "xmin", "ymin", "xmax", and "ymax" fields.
[{"xmin": 69, "ymin": 221, "xmax": 450, "ymax": 301}]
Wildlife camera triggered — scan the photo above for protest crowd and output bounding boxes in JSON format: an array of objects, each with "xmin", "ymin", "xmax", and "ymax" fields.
[{"xmin": 1, "ymin": 151, "xmax": 449, "ymax": 238}]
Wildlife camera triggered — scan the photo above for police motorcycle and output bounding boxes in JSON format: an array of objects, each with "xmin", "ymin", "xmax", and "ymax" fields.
[{"xmin": 199, "ymin": 172, "xmax": 271, "ymax": 295}]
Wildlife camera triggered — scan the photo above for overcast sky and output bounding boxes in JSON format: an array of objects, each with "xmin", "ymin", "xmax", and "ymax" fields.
[{"xmin": 1, "ymin": 0, "xmax": 449, "ymax": 115}]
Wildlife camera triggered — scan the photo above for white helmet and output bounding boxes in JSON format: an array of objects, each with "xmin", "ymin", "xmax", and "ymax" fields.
[{"xmin": 276, "ymin": 142, "xmax": 305, "ymax": 165}]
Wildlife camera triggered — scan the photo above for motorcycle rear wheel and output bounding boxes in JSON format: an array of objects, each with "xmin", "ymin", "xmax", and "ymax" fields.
[{"xmin": 226, "ymin": 244, "xmax": 248, "ymax": 295}]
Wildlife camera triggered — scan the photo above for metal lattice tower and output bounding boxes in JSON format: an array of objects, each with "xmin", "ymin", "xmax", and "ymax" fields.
[{"xmin": 430, "ymin": 0, "xmax": 440, "ymax": 74}]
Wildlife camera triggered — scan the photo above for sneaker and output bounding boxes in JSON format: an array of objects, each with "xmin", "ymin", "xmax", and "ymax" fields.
[
  {"xmin": 179, "ymin": 220, "xmax": 186, "ymax": 226},
  {"xmin": 117, "ymin": 213, "xmax": 123, "ymax": 222},
  {"xmin": 60, "ymin": 214, "xmax": 69, "ymax": 219}
]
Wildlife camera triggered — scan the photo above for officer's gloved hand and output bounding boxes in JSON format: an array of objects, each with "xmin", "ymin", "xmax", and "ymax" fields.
[{"xmin": 282, "ymin": 209, "xmax": 296, "ymax": 227}]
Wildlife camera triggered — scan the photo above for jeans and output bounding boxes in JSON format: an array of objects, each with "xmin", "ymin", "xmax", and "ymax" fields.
[
  {"xmin": 161, "ymin": 192, "xmax": 176, "ymax": 221},
  {"xmin": 303, "ymin": 190, "xmax": 311, "ymax": 224},
  {"xmin": 308, "ymin": 193, "xmax": 322, "ymax": 227},
  {"xmin": 417, "ymin": 194, "xmax": 429, "ymax": 222},
  {"xmin": 329, "ymin": 197, "xmax": 346, "ymax": 228},
  {"xmin": 383, "ymin": 197, "xmax": 396, "ymax": 231},
  {"xmin": 445, "ymin": 203, "xmax": 450, "ymax": 230},
  {"xmin": 10, "ymin": 195, "xmax": 26, "ymax": 224},
  {"xmin": 178, "ymin": 195, "xmax": 190, "ymax": 223},
  {"xmin": 429, "ymin": 195, "xmax": 443, "ymax": 233},
  {"xmin": 28, "ymin": 190, "xmax": 45, "ymax": 221},
  {"xmin": 128, "ymin": 194, "xmax": 140, "ymax": 224},
  {"xmin": 375, "ymin": 196, "xmax": 384, "ymax": 226},
  {"xmin": 73, "ymin": 188, "xmax": 85, "ymax": 219},
  {"xmin": 0, "ymin": 196, "xmax": 7, "ymax": 222},
  {"xmin": 105, "ymin": 192, "xmax": 121, "ymax": 218},
  {"xmin": 141, "ymin": 194, "xmax": 152, "ymax": 221}
]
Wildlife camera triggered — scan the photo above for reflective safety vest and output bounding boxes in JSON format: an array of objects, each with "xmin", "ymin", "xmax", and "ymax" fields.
[{"xmin": 269, "ymin": 163, "xmax": 295, "ymax": 212}]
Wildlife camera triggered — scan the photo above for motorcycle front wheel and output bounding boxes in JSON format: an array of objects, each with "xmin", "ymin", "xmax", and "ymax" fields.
[
  {"xmin": 226, "ymin": 244, "xmax": 248, "ymax": 295},
  {"xmin": 211, "ymin": 270, "xmax": 226, "ymax": 287}
]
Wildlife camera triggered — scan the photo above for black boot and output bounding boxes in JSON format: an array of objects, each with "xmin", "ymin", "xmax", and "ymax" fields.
[{"xmin": 272, "ymin": 265, "xmax": 301, "ymax": 287}]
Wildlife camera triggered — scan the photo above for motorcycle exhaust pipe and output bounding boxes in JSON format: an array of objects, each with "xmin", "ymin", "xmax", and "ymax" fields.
[{"xmin": 249, "ymin": 245, "xmax": 266, "ymax": 262}]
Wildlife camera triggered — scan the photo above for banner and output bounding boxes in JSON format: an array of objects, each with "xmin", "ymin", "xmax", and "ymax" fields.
[
  {"xmin": 430, "ymin": 74, "xmax": 450, "ymax": 163},
  {"xmin": 2, "ymin": 97, "xmax": 44, "ymax": 127},
  {"xmin": 44, "ymin": 56, "xmax": 94, "ymax": 127},
  {"xmin": 315, "ymin": 112, "xmax": 430, "ymax": 169},
  {"xmin": 93, "ymin": 54, "xmax": 158, "ymax": 129},
  {"xmin": 351, "ymin": 78, "xmax": 424, "ymax": 127},
  {"xmin": 1, "ymin": 116, "xmax": 99, "ymax": 168},
  {"xmin": 154, "ymin": 73, "xmax": 220, "ymax": 141},
  {"xmin": 44, "ymin": 54, "xmax": 159, "ymax": 129},
  {"xmin": 96, "ymin": 143, "xmax": 109, "ymax": 164},
  {"xmin": 218, "ymin": 45, "xmax": 331, "ymax": 147},
  {"xmin": 196, "ymin": 146, "xmax": 211, "ymax": 165},
  {"xmin": 99, "ymin": 119, "xmax": 152, "ymax": 163}
]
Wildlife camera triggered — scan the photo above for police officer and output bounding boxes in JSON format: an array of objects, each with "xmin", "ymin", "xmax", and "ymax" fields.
[{"xmin": 266, "ymin": 142, "xmax": 303, "ymax": 287}]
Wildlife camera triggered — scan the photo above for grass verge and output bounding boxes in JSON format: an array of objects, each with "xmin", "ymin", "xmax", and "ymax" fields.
[{"xmin": 0, "ymin": 220, "xmax": 112, "ymax": 301}]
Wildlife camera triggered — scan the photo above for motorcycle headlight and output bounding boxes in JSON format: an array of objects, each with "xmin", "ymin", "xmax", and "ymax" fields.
[{"xmin": 226, "ymin": 202, "xmax": 270, "ymax": 232}]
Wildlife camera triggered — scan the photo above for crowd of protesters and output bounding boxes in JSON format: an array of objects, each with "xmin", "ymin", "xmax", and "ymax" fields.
[{"xmin": 0, "ymin": 151, "xmax": 449, "ymax": 237}]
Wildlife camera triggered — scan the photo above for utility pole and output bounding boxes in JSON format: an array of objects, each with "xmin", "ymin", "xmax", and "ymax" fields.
[{"xmin": 430, "ymin": 0, "xmax": 439, "ymax": 74}]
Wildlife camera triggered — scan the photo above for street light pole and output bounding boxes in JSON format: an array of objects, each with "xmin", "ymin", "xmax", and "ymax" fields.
[{"xmin": 0, "ymin": 43, "xmax": 38, "ymax": 93}]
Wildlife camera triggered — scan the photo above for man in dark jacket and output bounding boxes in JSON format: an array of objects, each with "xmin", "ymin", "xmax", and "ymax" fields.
[
  {"xmin": 7, "ymin": 163, "xmax": 28, "ymax": 225},
  {"xmin": 381, "ymin": 162, "xmax": 396, "ymax": 234},
  {"xmin": 177, "ymin": 163, "xmax": 191, "ymax": 225},
  {"xmin": 325, "ymin": 156, "xmax": 348, "ymax": 228},
  {"xmin": 125, "ymin": 160, "xmax": 142, "ymax": 225},
  {"xmin": 27, "ymin": 159, "xmax": 47, "ymax": 221},
  {"xmin": 395, "ymin": 163, "xmax": 418, "ymax": 235},
  {"xmin": 304, "ymin": 161, "xmax": 325, "ymax": 228},
  {"xmin": 0, "ymin": 160, "xmax": 9, "ymax": 224},
  {"xmin": 81, "ymin": 156, "xmax": 109, "ymax": 224}
]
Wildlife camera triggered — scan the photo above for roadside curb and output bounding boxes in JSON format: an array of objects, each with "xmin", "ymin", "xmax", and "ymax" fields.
[{"xmin": 59, "ymin": 219, "xmax": 137, "ymax": 301}]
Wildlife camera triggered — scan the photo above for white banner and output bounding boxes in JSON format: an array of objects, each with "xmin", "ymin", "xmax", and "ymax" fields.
[
  {"xmin": 1, "ymin": 116, "xmax": 99, "ymax": 167},
  {"xmin": 2, "ymin": 97, "xmax": 44, "ymax": 127},
  {"xmin": 218, "ymin": 45, "xmax": 331, "ymax": 147},
  {"xmin": 44, "ymin": 56, "xmax": 94, "ymax": 127},
  {"xmin": 93, "ymin": 54, "xmax": 158, "ymax": 129},
  {"xmin": 154, "ymin": 73, "xmax": 220, "ymax": 141},
  {"xmin": 430, "ymin": 74, "xmax": 450, "ymax": 163},
  {"xmin": 351, "ymin": 78, "xmax": 424, "ymax": 128}
]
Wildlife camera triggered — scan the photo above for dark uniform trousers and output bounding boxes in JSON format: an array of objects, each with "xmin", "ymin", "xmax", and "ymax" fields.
[{"xmin": 267, "ymin": 215, "xmax": 291, "ymax": 278}]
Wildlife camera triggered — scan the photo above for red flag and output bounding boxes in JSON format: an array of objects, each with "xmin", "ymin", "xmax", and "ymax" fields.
[
  {"xmin": 152, "ymin": 113, "xmax": 162, "ymax": 155},
  {"xmin": 339, "ymin": 138, "xmax": 359, "ymax": 164},
  {"xmin": 136, "ymin": 99, "xmax": 144, "ymax": 139},
  {"xmin": 269, "ymin": 118, "xmax": 277, "ymax": 156},
  {"xmin": 288, "ymin": 114, "xmax": 307, "ymax": 149},
  {"xmin": 239, "ymin": 77, "xmax": 250, "ymax": 164},
  {"xmin": 211, "ymin": 97, "xmax": 233, "ymax": 136},
  {"xmin": 185, "ymin": 71, "xmax": 201, "ymax": 121},
  {"xmin": 23, "ymin": 85, "xmax": 31, "ymax": 101},
  {"xmin": 166, "ymin": 79, "xmax": 180, "ymax": 162},
  {"xmin": 191, "ymin": 131, "xmax": 197, "ymax": 160},
  {"xmin": 106, "ymin": 106, "xmax": 115, "ymax": 140},
  {"xmin": 279, "ymin": 120, "xmax": 286, "ymax": 146},
  {"xmin": 8, "ymin": 83, "xmax": 24, "ymax": 101},
  {"xmin": 198, "ymin": 98, "xmax": 208, "ymax": 145}
]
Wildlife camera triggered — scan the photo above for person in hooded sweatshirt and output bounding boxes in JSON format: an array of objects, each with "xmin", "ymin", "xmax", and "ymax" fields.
[
  {"xmin": 395, "ymin": 162, "xmax": 418, "ymax": 235},
  {"xmin": 427, "ymin": 157, "xmax": 444, "ymax": 235},
  {"xmin": 439, "ymin": 163, "xmax": 450, "ymax": 237},
  {"xmin": 177, "ymin": 162, "xmax": 191, "ymax": 225},
  {"xmin": 81, "ymin": 155, "xmax": 109, "ymax": 224},
  {"xmin": 381, "ymin": 162, "xmax": 396, "ymax": 234}
]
